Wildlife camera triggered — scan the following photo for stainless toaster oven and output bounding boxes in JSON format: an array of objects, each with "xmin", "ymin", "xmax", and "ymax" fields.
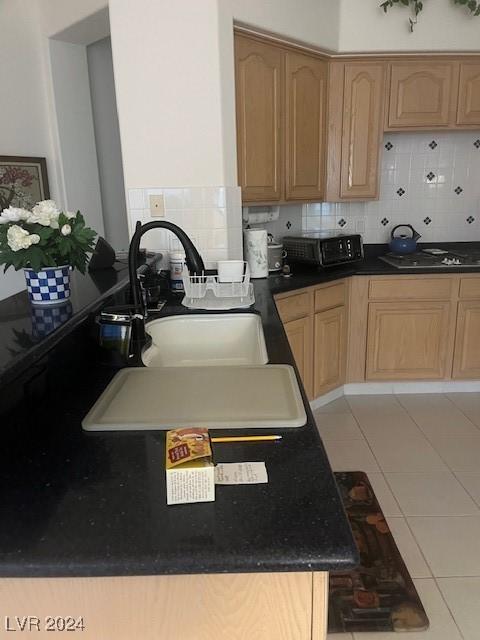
[{"xmin": 283, "ymin": 232, "xmax": 363, "ymax": 267}]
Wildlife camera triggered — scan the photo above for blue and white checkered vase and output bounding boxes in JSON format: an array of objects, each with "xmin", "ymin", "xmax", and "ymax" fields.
[{"xmin": 24, "ymin": 265, "xmax": 71, "ymax": 305}]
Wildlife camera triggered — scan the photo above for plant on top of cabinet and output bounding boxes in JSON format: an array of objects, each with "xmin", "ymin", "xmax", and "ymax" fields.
[{"xmin": 380, "ymin": 0, "xmax": 480, "ymax": 32}]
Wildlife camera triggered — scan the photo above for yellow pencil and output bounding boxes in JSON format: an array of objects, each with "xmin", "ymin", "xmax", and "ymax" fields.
[{"xmin": 211, "ymin": 435, "xmax": 282, "ymax": 443}]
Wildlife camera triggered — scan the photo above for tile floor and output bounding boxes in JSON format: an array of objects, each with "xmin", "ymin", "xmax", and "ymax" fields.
[{"xmin": 315, "ymin": 393, "xmax": 480, "ymax": 640}]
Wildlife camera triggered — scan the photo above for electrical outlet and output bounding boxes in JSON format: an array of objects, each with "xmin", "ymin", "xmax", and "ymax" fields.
[
  {"xmin": 355, "ymin": 219, "xmax": 365, "ymax": 234},
  {"xmin": 149, "ymin": 194, "xmax": 165, "ymax": 217}
]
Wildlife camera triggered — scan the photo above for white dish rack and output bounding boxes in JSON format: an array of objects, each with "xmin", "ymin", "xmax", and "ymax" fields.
[{"xmin": 181, "ymin": 263, "xmax": 255, "ymax": 310}]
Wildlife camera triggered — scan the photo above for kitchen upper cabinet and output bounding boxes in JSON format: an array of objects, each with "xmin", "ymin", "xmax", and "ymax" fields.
[
  {"xmin": 234, "ymin": 33, "xmax": 327, "ymax": 204},
  {"xmin": 235, "ymin": 35, "xmax": 283, "ymax": 202},
  {"xmin": 285, "ymin": 51, "xmax": 327, "ymax": 201},
  {"xmin": 457, "ymin": 62, "xmax": 480, "ymax": 126},
  {"xmin": 314, "ymin": 306, "xmax": 347, "ymax": 397},
  {"xmin": 452, "ymin": 301, "xmax": 480, "ymax": 379},
  {"xmin": 325, "ymin": 61, "xmax": 386, "ymax": 201},
  {"xmin": 386, "ymin": 61, "xmax": 456, "ymax": 129},
  {"xmin": 366, "ymin": 301, "xmax": 453, "ymax": 380}
]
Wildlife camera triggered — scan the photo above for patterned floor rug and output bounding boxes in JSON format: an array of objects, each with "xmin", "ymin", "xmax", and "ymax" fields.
[{"xmin": 329, "ymin": 471, "xmax": 429, "ymax": 634}]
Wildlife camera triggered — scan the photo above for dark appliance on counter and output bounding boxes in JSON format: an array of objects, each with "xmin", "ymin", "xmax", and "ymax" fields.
[{"xmin": 283, "ymin": 232, "xmax": 363, "ymax": 267}]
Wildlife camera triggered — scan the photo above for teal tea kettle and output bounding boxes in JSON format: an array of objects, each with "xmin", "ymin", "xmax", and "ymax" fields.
[{"xmin": 389, "ymin": 224, "xmax": 421, "ymax": 255}]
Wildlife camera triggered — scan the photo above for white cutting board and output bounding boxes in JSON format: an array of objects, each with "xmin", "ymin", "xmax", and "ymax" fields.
[{"xmin": 82, "ymin": 365, "xmax": 306, "ymax": 431}]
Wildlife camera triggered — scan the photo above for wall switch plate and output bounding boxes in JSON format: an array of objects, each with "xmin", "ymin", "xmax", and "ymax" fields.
[
  {"xmin": 149, "ymin": 194, "xmax": 165, "ymax": 217},
  {"xmin": 355, "ymin": 219, "xmax": 365, "ymax": 233}
]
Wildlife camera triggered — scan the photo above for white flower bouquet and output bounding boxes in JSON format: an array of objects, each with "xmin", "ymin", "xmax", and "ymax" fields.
[{"xmin": 0, "ymin": 200, "xmax": 97, "ymax": 273}]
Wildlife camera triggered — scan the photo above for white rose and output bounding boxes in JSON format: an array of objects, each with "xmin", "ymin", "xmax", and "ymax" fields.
[
  {"xmin": 29, "ymin": 199, "xmax": 60, "ymax": 227},
  {"xmin": 7, "ymin": 225, "xmax": 41, "ymax": 251},
  {"xmin": 61, "ymin": 224, "xmax": 71, "ymax": 236},
  {"xmin": 7, "ymin": 225, "xmax": 30, "ymax": 251},
  {"xmin": 33, "ymin": 200, "xmax": 60, "ymax": 216},
  {"xmin": 0, "ymin": 207, "xmax": 30, "ymax": 223},
  {"xmin": 65, "ymin": 211, "xmax": 76, "ymax": 219}
]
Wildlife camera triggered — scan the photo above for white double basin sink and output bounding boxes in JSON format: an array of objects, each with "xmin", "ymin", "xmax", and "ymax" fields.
[{"xmin": 82, "ymin": 313, "xmax": 306, "ymax": 431}]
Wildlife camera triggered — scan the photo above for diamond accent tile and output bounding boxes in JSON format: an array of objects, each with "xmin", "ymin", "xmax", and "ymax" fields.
[
  {"xmin": 338, "ymin": 218, "xmax": 347, "ymax": 228},
  {"xmin": 396, "ymin": 187, "xmax": 406, "ymax": 197},
  {"xmin": 429, "ymin": 140, "xmax": 438, "ymax": 150},
  {"xmin": 286, "ymin": 220, "xmax": 292, "ymax": 229},
  {"xmin": 385, "ymin": 141, "xmax": 393, "ymax": 151},
  {"xmin": 454, "ymin": 186, "xmax": 463, "ymax": 195},
  {"xmin": 381, "ymin": 217, "xmax": 389, "ymax": 226},
  {"xmin": 467, "ymin": 216, "xmax": 475, "ymax": 224},
  {"xmin": 423, "ymin": 216, "xmax": 432, "ymax": 225},
  {"xmin": 474, "ymin": 139, "xmax": 480, "ymax": 149},
  {"xmin": 426, "ymin": 171, "xmax": 436, "ymax": 182}
]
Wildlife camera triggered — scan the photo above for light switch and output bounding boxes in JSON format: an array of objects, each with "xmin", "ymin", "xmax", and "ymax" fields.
[
  {"xmin": 149, "ymin": 194, "xmax": 165, "ymax": 217},
  {"xmin": 355, "ymin": 219, "xmax": 365, "ymax": 233}
]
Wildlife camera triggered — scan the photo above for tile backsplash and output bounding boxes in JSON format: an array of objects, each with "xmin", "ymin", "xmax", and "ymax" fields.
[
  {"xmin": 302, "ymin": 131, "xmax": 480, "ymax": 243},
  {"xmin": 127, "ymin": 186, "xmax": 242, "ymax": 269}
]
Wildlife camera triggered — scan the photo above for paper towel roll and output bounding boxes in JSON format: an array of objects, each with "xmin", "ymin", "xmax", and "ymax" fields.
[{"xmin": 244, "ymin": 229, "xmax": 268, "ymax": 279}]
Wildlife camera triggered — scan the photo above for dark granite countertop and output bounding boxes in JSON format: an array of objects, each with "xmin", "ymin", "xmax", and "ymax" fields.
[
  {"xmin": 0, "ymin": 255, "xmax": 157, "ymax": 388},
  {"xmin": 0, "ymin": 271, "xmax": 359, "ymax": 578},
  {"xmin": 3, "ymin": 241, "xmax": 479, "ymax": 579}
]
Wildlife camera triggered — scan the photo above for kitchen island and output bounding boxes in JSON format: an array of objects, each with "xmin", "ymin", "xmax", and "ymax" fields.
[
  {"xmin": 3, "ymin": 243, "xmax": 480, "ymax": 637},
  {"xmin": 0, "ymin": 261, "xmax": 358, "ymax": 639}
]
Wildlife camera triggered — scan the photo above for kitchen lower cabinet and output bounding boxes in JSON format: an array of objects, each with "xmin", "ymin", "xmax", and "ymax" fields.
[
  {"xmin": 276, "ymin": 282, "xmax": 348, "ymax": 399},
  {"xmin": 453, "ymin": 301, "xmax": 480, "ymax": 379},
  {"xmin": 0, "ymin": 572, "xmax": 329, "ymax": 640},
  {"xmin": 314, "ymin": 306, "xmax": 347, "ymax": 397},
  {"xmin": 366, "ymin": 301, "xmax": 453, "ymax": 380},
  {"xmin": 284, "ymin": 316, "xmax": 314, "ymax": 399}
]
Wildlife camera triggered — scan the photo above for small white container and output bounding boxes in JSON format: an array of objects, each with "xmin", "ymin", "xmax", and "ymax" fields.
[
  {"xmin": 169, "ymin": 252, "xmax": 185, "ymax": 292},
  {"xmin": 217, "ymin": 260, "xmax": 245, "ymax": 283},
  {"xmin": 244, "ymin": 228, "xmax": 268, "ymax": 279}
]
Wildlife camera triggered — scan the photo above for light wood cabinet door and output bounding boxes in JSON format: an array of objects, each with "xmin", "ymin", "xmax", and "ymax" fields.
[
  {"xmin": 285, "ymin": 51, "xmax": 327, "ymax": 201},
  {"xmin": 314, "ymin": 306, "xmax": 347, "ymax": 397},
  {"xmin": 457, "ymin": 63, "xmax": 480, "ymax": 125},
  {"xmin": 366, "ymin": 301, "xmax": 453, "ymax": 380},
  {"xmin": 387, "ymin": 62, "xmax": 455, "ymax": 128},
  {"xmin": 453, "ymin": 301, "xmax": 480, "ymax": 379},
  {"xmin": 339, "ymin": 63, "xmax": 385, "ymax": 199},
  {"xmin": 235, "ymin": 35, "xmax": 283, "ymax": 202},
  {"xmin": 284, "ymin": 315, "xmax": 314, "ymax": 399}
]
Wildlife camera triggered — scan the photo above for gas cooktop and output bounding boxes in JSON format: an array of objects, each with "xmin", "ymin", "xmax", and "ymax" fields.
[{"xmin": 380, "ymin": 249, "xmax": 480, "ymax": 269}]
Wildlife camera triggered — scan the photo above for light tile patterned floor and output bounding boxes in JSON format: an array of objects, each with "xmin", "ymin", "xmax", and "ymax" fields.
[{"xmin": 316, "ymin": 392, "xmax": 480, "ymax": 640}]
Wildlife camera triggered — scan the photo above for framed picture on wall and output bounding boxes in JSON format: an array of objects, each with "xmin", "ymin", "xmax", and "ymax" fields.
[{"xmin": 0, "ymin": 156, "xmax": 50, "ymax": 212}]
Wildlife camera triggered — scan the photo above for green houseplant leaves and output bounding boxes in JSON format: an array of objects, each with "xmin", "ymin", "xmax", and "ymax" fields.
[{"xmin": 380, "ymin": 0, "xmax": 480, "ymax": 31}]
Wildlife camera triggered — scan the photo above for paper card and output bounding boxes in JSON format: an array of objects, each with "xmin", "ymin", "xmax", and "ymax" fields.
[{"xmin": 214, "ymin": 462, "xmax": 268, "ymax": 485}]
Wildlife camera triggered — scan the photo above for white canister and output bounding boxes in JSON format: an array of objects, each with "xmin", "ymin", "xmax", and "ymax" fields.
[
  {"xmin": 244, "ymin": 229, "xmax": 268, "ymax": 279},
  {"xmin": 169, "ymin": 252, "xmax": 185, "ymax": 291}
]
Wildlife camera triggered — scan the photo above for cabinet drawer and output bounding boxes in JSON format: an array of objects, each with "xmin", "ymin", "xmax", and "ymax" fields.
[
  {"xmin": 275, "ymin": 292, "xmax": 312, "ymax": 323},
  {"xmin": 459, "ymin": 278, "xmax": 480, "ymax": 300},
  {"xmin": 314, "ymin": 283, "xmax": 346, "ymax": 312},
  {"xmin": 369, "ymin": 278, "xmax": 454, "ymax": 301}
]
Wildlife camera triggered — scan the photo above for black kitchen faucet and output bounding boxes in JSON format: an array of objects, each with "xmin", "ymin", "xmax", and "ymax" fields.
[{"xmin": 128, "ymin": 220, "xmax": 205, "ymax": 348}]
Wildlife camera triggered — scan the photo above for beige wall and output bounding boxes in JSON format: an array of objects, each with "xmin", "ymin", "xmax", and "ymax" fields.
[
  {"xmin": 338, "ymin": 0, "xmax": 480, "ymax": 52},
  {"xmin": 231, "ymin": 0, "xmax": 340, "ymax": 51},
  {"xmin": 109, "ymin": 0, "xmax": 233, "ymax": 189}
]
